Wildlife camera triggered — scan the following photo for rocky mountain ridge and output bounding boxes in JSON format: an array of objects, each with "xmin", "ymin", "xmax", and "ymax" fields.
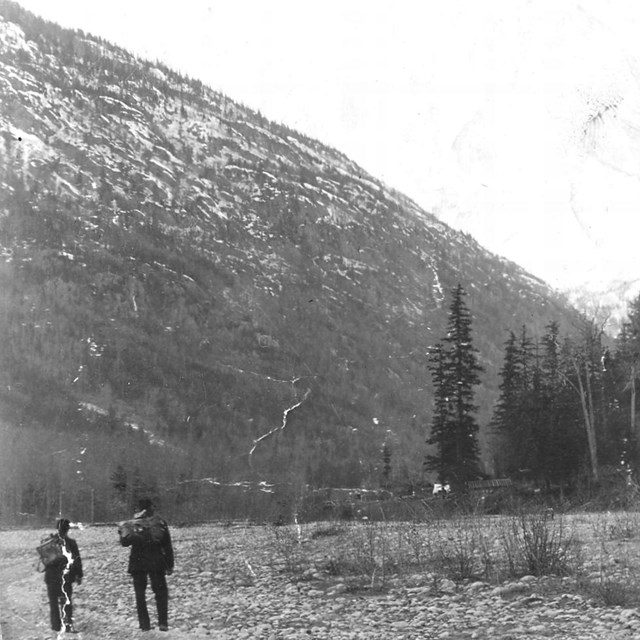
[{"xmin": 564, "ymin": 278, "xmax": 640, "ymax": 337}]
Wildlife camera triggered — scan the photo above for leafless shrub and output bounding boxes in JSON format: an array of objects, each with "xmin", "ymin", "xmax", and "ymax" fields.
[
  {"xmin": 268, "ymin": 524, "xmax": 308, "ymax": 574},
  {"xmin": 310, "ymin": 522, "xmax": 347, "ymax": 539},
  {"xmin": 500, "ymin": 512, "xmax": 576, "ymax": 577},
  {"xmin": 605, "ymin": 511, "xmax": 640, "ymax": 541},
  {"xmin": 399, "ymin": 519, "xmax": 431, "ymax": 571},
  {"xmin": 432, "ymin": 520, "xmax": 482, "ymax": 581},
  {"xmin": 270, "ymin": 511, "xmax": 583, "ymax": 589},
  {"xmin": 576, "ymin": 575, "xmax": 640, "ymax": 607}
]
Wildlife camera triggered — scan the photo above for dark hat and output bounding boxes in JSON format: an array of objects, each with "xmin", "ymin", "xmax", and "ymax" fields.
[
  {"xmin": 56, "ymin": 518, "xmax": 71, "ymax": 534},
  {"xmin": 137, "ymin": 498, "xmax": 154, "ymax": 511}
]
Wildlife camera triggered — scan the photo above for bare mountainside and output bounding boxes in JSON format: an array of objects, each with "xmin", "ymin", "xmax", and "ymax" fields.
[{"xmin": 0, "ymin": 1, "xmax": 584, "ymax": 507}]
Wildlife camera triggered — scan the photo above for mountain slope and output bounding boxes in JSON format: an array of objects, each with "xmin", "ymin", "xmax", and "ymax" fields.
[
  {"xmin": 564, "ymin": 279, "xmax": 640, "ymax": 337},
  {"xmin": 0, "ymin": 1, "xmax": 585, "ymax": 499}
]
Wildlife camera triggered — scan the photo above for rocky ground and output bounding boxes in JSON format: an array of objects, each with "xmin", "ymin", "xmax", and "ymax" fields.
[{"xmin": 2, "ymin": 514, "xmax": 640, "ymax": 639}]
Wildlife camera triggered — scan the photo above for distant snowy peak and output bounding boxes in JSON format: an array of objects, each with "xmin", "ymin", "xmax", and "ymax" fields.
[{"xmin": 564, "ymin": 278, "xmax": 640, "ymax": 336}]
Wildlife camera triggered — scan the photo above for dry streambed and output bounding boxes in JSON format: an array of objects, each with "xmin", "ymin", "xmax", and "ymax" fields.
[{"xmin": 2, "ymin": 514, "xmax": 640, "ymax": 639}]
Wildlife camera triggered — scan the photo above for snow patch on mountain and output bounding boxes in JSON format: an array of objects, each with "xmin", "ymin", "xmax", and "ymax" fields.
[{"xmin": 564, "ymin": 278, "xmax": 640, "ymax": 336}]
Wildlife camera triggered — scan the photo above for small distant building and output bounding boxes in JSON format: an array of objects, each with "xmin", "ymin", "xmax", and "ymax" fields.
[
  {"xmin": 432, "ymin": 482, "xmax": 451, "ymax": 496},
  {"xmin": 466, "ymin": 478, "xmax": 513, "ymax": 498}
]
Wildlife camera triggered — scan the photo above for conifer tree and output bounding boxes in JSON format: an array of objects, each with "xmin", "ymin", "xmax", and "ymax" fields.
[
  {"xmin": 613, "ymin": 323, "xmax": 639, "ymax": 462},
  {"xmin": 538, "ymin": 322, "xmax": 582, "ymax": 488},
  {"xmin": 518, "ymin": 324, "xmax": 536, "ymax": 392},
  {"xmin": 426, "ymin": 284, "xmax": 484, "ymax": 485},
  {"xmin": 425, "ymin": 343, "xmax": 453, "ymax": 480},
  {"xmin": 493, "ymin": 330, "xmax": 525, "ymax": 475},
  {"xmin": 492, "ymin": 325, "xmax": 541, "ymax": 479},
  {"xmin": 493, "ymin": 331, "xmax": 520, "ymax": 434}
]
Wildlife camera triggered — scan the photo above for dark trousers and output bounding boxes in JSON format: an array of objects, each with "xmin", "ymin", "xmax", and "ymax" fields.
[
  {"xmin": 132, "ymin": 571, "xmax": 168, "ymax": 630},
  {"xmin": 46, "ymin": 579, "xmax": 73, "ymax": 631}
]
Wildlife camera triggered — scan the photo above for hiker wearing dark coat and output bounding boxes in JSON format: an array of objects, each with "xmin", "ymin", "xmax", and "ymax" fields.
[
  {"xmin": 44, "ymin": 518, "xmax": 83, "ymax": 633},
  {"xmin": 120, "ymin": 498, "xmax": 174, "ymax": 632}
]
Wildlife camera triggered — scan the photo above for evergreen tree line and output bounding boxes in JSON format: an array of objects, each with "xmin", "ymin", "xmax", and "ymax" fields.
[{"xmin": 427, "ymin": 285, "xmax": 640, "ymax": 497}]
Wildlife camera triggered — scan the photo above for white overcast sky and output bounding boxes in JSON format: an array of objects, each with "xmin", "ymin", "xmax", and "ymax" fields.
[{"xmin": 12, "ymin": 0, "xmax": 640, "ymax": 291}]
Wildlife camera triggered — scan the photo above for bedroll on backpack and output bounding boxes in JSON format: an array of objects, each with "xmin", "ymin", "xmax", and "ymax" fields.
[
  {"xmin": 118, "ymin": 516, "xmax": 166, "ymax": 543},
  {"xmin": 36, "ymin": 535, "xmax": 63, "ymax": 568}
]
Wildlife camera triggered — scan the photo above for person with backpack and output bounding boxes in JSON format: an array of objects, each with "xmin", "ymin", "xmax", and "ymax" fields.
[
  {"xmin": 119, "ymin": 498, "xmax": 174, "ymax": 632},
  {"xmin": 40, "ymin": 518, "xmax": 83, "ymax": 634}
]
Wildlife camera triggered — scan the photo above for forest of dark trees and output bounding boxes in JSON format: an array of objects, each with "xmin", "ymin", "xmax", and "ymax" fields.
[
  {"xmin": 427, "ymin": 284, "xmax": 640, "ymax": 507},
  {"xmin": 491, "ymin": 310, "xmax": 640, "ymax": 496}
]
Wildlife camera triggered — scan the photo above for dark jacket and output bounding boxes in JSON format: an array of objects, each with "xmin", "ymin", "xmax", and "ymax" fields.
[
  {"xmin": 120, "ymin": 514, "xmax": 174, "ymax": 574},
  {"xmin": 44, "ymin": 535, "xmax": 83, "ymax": 585}
]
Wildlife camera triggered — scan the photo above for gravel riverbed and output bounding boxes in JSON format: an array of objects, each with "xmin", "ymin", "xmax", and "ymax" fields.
[{"xmin": 2, "ymin": 515, "xmax": 640, "ymax": 639}]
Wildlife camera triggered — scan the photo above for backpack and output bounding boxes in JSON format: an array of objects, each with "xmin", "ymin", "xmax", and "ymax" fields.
[
  {"xmin": 118, "ymin": 515, "xmax": 166, "ymax": 544},
  {"xmin": 36, "ymin": 534, "xmax": 63, "ymax": 570}
]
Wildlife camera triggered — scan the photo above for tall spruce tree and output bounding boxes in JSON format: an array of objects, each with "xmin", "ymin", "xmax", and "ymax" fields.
[
  {"xmin": 492, "ymin": 325, "xmax": 541, "ymax": 480},
  {"xmin": 426, "ymin": 284, "xmax": 484, "ymax": 485},
  {"xmin": 538, "ymin": 322, "xmax": 582, "ymax": 489},
  {"xmin": 493, "ymin": 330, "xmax": 526, "ymax": 476},
  {"xmin": 425, "ymin": 343, "xmax": 453, "ymax": 479}
]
